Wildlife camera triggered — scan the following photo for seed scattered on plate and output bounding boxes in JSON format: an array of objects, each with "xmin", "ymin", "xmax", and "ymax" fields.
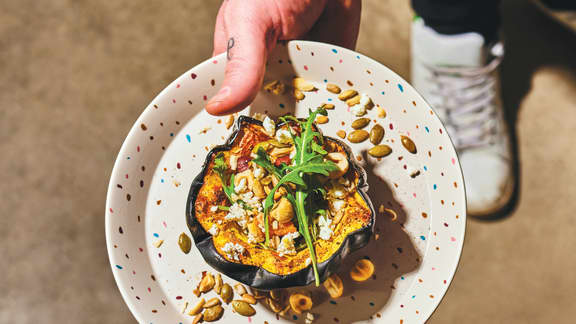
[
  {"xmin": 369, "ymin": 124, "xmax": 385, "ymax": 145},
  {"xmin": 326, "ymin": 83, "xmax": 341, "ymax": 94},
  {"xmin": 293, "ymin": 77, "xmax": 316, "ymax": 91},
  {"xmin": 316, "ymin": 115, "xmax": 329, "ymax": 124},
  {"xmin": 336, "ymin": 130, "xmax": 346, "ymax": 139},
  {"xmin": 153, "ymin": 239, "xmax": 164, "ymax": 248},
  {"xmin": 188, "ymin": 298, "xmax": 205, "ymax": 316},
  {"xmin": 203, "ymin": 305, "xmax": 224, "ymax": 322},
  {"xmin": 232, "ymin": 300, "xmax": 256, "ymax": 317},
  {"xmin": 338, "ymin": 89, "xmax": 357, "ymax": 101},
  {"xmin": 192, "ymin": 313, "xmax": 203, "ymax": 324},
  {"xmin": 401, "ymin": 135, "xmax": 417, "ymax": 154},
  {"xmin": 322, "ymin": 103, "xmax": 335, "ymax": 110},
  {"xmin": 293, "ymin": 88, "xmax": 305, "ymax": 101},
  {"xmin": 377, "ymin": 106, "xmax": 386, "ymax": 118},
  {"xmin": 178, "ymin": 233, "xmax": 191, "ymax": 254},
  {"xmin": 348, "ymin": 130, "xmax": 369, "ymax": 143},
  {"xmin": 351, "ymin": 118, "xmax": 370, "ymax": 129},
  {"xmin": 225, "ymin": 114, "xmax": 235, "ymax": 129},
  {"xmin": 368, "ymin": 145, "xmax": 392, "ymax": 158}
]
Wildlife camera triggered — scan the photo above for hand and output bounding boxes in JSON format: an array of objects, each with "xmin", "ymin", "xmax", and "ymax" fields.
[{"xmin": 206, "ymin": 0, "xmax": 362, "ymax": 116}]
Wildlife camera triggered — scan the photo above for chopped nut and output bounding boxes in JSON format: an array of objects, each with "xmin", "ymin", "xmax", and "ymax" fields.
[
  {"xmin": 338, "ymin": 89, "xmax": 358, "ymax": 101},
  {"xmin": 153, "ymin": 239, "xmax": 164, "ymax": 248},
  {"xmin": 225, "ymin": 114, "xmax": 235, "ymax": 129},
  {"xmin": 323, "ymin": 274, "xmax": 344, "ymax": 298},
  {"xmin": 263, "ymin": 80, "xmax": 286, "ymax": 95},
  {"xmin": 203, "ymin": 297, "xmax": 221, "ymax": 308},
  {"xmin": 293, "ymin": 77, "xmax": 316, "ymax": 91},
  {"xmin": 322, "ymin": 103, "xmax": 335, "ymax": 110},
  {"xmin": 326, "ymin": 83, "xmax": 341, "ymax": 94},
  {"xmin": 181, "ymin": 301, "xmax": 189, "ymax": 314},
  {"xmin": 214, "ymin": 274, "xmax": 223, "ymax": 294},
  {"xmin": 377, "ymin": 106, "xmax": 386, "ymax": 118},
  {"xmin": 336, "ymin": 130, "xmax": 346, "ymax": 139},
  {"xmin": 316, "ymin": 115, "xmax": 329, "ymax": 124},
  {"xmin": 192, "ymin": 313, "xmax": 203, "ymax": 324},
  {"xmin": 293, "ymin": 89, "xmax": 305, "ymax": 101},
  {"xmin": 305, "ymin": 312, "xmax": 315, "ymax": 324},
  {"xmin": 229, "ymin": 154, "xmax": 238, "ymax": 171},
  {"xmin": 350, "ymin": 259, "xmax": 375, "ymax": 282},
  {"xmin": 234, "ymin": 283, "xmax": 247, "ymax": 296},
  {"xmin": 193, "ymin": 288, "xmax": 201, "ymax": 297},
  {"xmin": 242, "ymin": 293, "xmax": 257, "ymax": 305},
  {"xmin": 267, "ymin": 297, "xmax": 284, "ymax": 313},
  {"xmin": 289, "ymin": 292, "xmax": 313, "ymax": 314},
  {"xmin": 199, "ymin": 273, "xmax": 215, "ymax": 293},
  {"xmin": 252, "ymin": 112, "xmax": 266, "ymax": 121},
  {"xmin": 346, "ymin": 95, "xmax": 361, "ymax": 107},
  {"xmin": 188, "ymin": 298, "xmax": 205, "ymax": 316}
]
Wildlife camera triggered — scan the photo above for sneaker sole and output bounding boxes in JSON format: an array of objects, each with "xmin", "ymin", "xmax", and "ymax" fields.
[{"xmin": 466, "ymin": 172, "xmax": 516, "ymax": 219}]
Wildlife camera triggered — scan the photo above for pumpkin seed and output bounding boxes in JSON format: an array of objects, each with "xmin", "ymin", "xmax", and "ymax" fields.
[
  {"xmin": 203, "ymin": 305, "xmax": 224, "ymax": 322},
  {"xmin": 188, "ymin": 298, "xmax": 205, "ymax": 316},
  {"xmin": 336, "ymin": 130, "xmax": 346, "ymax": 139},
  {"xmin": 204, "ymin": 297, "xmax": 221, "ymax": 308},
  {"xmin": 351, "ymin": 118, "xmax": 370, "ymax": 129},
  {"xmin": 232, "ymin": 300, "xmax": 256, "ymax": 317},
  {"xmin": 326, "ymin": 83, "xmax": 341, "ymax": 94},
  {"xmin": 338, "ymin": 89, "xmax": 357, "ymax": 101},
  {"xmin": 401, "ymin": 135, "xmax": 417, "ymax": 154},
  {"xmin": 369, "ymin": 124, "xmax": 385, "ymax": 145},
  {"xmin": 192, "ymin": 313, "xmax": 203, "ymax": 324},
  {"xmin": 322, "ymin": 103, "xmax": 335, "ymax": 110},
  {"xmin": 347, "ymin": 130, "xmax": 369, "ymax": 143},
  {"xmin": 293, "ymin": 77, "xmax": 316, "ymax": 91},
  {"xmin": 368, "ymin": 145, "xmax": 392, "ymax": 157},
  {"xmin": 346, "ymin": 95, "xmax": 361, "ymax": 107},
  {"xmin": 242, "ymin": 293, "xmax": 257, "ymax": 305},
  {"xmin": 293, "ymin": 89, "xmax": 305, "ymax": 100},
  {"xmin": 316, "ymin": 116, "xmax": 329, "ymax": 124},
  {"xmin": 178, "ymin": 233, "xmax": 191, "ymax": 254},
  {"xmin": 220, "ymin": 283, "xmax": 233, "ymax": 304}
]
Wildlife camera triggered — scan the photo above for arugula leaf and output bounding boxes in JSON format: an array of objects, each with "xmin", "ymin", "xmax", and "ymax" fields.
[
  {"xmin": 261, "ymin": 107, "xmax": 337, "ymax": 286},
  {"xmin": 213, "ymin": 153, "xmax": 237, "ymax": 205}
]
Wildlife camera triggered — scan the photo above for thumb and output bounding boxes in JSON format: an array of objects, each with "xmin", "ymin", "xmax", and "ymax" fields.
[{"xmin": 206, "ymin": 10, "xmax": 277, "ymax": 116}]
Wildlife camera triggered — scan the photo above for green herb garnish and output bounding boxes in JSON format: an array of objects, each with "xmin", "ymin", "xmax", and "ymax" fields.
[
  {"xmin": 213, "ymin": 153, "xmax": 236, "ymax": 204},
  {"xmin": 253, "ymin": 107, "xmax": 338, "ymax": 286}
]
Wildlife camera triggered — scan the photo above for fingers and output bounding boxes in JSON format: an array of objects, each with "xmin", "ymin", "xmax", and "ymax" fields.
[
  {"xmin": 206, "ymin": 4, "xmax": 278, "ymax": 116},
  {"xmin": 305, "ymin": 0, "xmax": 362, "ymax": 49},
  {"xmin": 212, "ymin": 1, "xmax": 228, "ymax": 56}
]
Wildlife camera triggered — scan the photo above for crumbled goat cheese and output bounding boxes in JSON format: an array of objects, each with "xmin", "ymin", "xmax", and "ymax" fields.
[
  {"xmin": 210, "ymin": 205, "xmax": 218, "ymax": 212},
  {"xmin": 318, "ymin": 215, "xmax": 333, "ymax": 240},
  {"xmin": 277, "ymin": 232, "xmax": 300, "ymax": 256},
  {"xmin": 225, "ymin": 203, "xmax": 248, "ymax": 228},
  {"xmin": 332, "ymin": 186, "xmax": 346, "ymax": 199},
  {"xmin": 235, "ymin": 177, "xmax": 247, "ymax": 193},
  {"xmin": 275, "ymin": 128, "xmax": 293, "ymax": 144},
  {"xmin": 263, "ymin": 116, "xmax": 276, "ymax": 137},
  {"xmin": 350, "ymin": 93, "xmax": 372, "ymax": 117},
  {"xmin": 305, "ymin": 312, "xmax": 315, "ymax": 324},
  {"xmin": 253, "ymin": 165, "xmax": 264, "ymax": 179},
  {"xmin": 208, "ymin": 224, "xmax": 219, "ymax": 235},
  {"xmin": 221, "ymin": 242, "xmax": 245, "ymax": 261},
  {"xmin": 331, "ymin": 199, "xmax": 347, "ymax": 212},
  {"xmin": 239, "ymin": 191, "xmax": 263, "ymax": 212},
  {"xmin": 230, "ymin": 154, "xmax": 238, "ymax": 171}
]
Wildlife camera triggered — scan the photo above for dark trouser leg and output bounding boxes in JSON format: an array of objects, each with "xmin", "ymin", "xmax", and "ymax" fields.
[{"xmin": 411, "ymin": 0, "xmax": 501, "ymax": 42}]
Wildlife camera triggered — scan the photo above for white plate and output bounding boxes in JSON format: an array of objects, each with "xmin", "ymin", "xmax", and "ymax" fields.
[{"xmin": 106, "ymin": 40, "xmax": 465, "ymax": 324}]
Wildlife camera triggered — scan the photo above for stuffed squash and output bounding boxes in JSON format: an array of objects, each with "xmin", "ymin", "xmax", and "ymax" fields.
[{"xmin": 186, "ymin": 108, "xmax": 375, "ymax": 289}]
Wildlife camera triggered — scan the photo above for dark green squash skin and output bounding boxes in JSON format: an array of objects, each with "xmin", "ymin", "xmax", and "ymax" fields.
[{"xmin": 185, "ymin": 116, "xmax": 375, "ymax": 290}]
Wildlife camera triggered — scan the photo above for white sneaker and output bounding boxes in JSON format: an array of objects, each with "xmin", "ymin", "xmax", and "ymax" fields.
[{"xmin": 411, "ymin": 18, "xmax": 515, "ymax": 217}]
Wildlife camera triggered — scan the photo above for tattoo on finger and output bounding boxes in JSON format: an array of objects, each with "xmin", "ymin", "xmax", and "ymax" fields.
[{"xmin": 227, "ymin": 37, "xmax": 235, "ymax": 60}]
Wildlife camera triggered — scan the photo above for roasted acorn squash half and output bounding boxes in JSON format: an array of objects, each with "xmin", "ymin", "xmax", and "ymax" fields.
[{"xmin": 186, "ymin": 110, "xmax": 375, "ymax": 289}]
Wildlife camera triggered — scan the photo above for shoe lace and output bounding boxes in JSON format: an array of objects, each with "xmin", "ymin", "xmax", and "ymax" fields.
[{"xmin": 424, "ymin": 43, "xmax": 504, "ymax": 150}]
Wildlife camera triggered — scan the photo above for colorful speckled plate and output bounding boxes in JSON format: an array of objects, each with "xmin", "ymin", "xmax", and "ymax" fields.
[{"xmin": 106, "ymin": 41, "xmax": 466, "ymax": 324}]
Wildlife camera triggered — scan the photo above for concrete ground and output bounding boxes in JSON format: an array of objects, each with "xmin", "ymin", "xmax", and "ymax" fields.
[{"xmin": 1, "ymin": 0, "xmax": 575, "ymax": 323}]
